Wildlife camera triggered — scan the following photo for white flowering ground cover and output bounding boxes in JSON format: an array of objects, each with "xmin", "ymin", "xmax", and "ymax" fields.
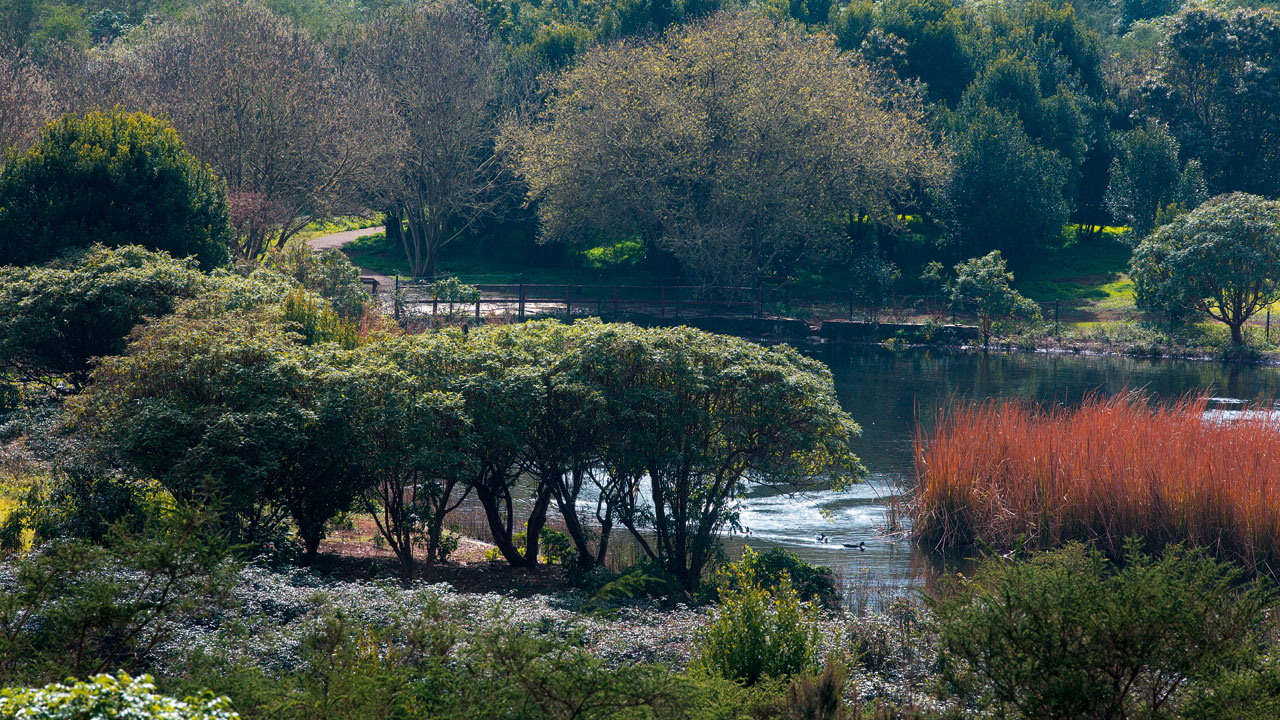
[{"xmin": 153, "ymin": 566, "xmax": 940, "ymax": 709}]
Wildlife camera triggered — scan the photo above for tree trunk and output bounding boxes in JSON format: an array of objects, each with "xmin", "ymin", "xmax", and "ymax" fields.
[
  {"xmin": 302, "ymin": 532, "xmax": 321, "ymax": 565},
  {"xmin": 1231, "ymin": 321, "xmax": 1245, "ymax": 346},
  {"xmin": 523, "ymin": 486, "xmax": 553, "ymax": 565}
]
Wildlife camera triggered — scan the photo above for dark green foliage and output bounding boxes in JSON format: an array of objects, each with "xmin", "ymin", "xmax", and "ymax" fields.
[
  {"xmin": 931, "ymin": 541, "xmax": 1275, "ymax": 720},
  {"xmin": 726, "ymin": 547, "xmax": 840, "ymax": 609},
  {"xmin": 0, "ymin": 110, "xmax": 232, "ymax": 270},
  {"xmin": 1106, "ymin": 120, "xmax": 1207, "ymax": 238},
  {"xmin": 1145, "ymin": 7, "xmax": 1280, "ymax": 197},
  {"xmin": 0, "ymin": 507, "xmax": 237, "ymax": 684},
  {"xmin": 873, "ymin": 0, "xmax": 976, "ymax": 105},
  {"xmin": 0, "ymin": 245, "xmax": 207, "ymax": 391},
  {"xmin": 71, "ymin": 309, "xmax": 357, "ymax": 553},
  {"xmin": 940, "ymin": 105, "xmax": 1071, "ymax": 256}
]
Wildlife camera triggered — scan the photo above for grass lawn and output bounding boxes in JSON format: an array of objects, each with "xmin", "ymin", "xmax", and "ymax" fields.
[
  {"xmin": 342, "ymin": 231, "xmax": 677, "ymax": 285},
  {"xmin": 295, "ymin": 214, "xmax": 384, "ymax": 241},
  {"xmin": 1009, "ymin": 228, "xmax": 1141, "ymax": 324}
]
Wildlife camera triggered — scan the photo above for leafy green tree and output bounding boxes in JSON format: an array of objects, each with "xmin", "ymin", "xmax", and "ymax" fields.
[
  {"xmin": 503, "ymin": 10, "xmax": 946, "ymax": 288},
  {"xmin": 0, "ymin": 245, "xmax": 207, "ymax": 391},
  {"xmin": 0, "ymin": 110, "xmax": 232, "ymax": 269},
  {"xmin": 932, "ymin": 542, "xmax": 1274, "ymax": 720},
  {"xmin": 336, "ymin": 334, "xmax": 476, "ymax": 577},
  {"xmin": 72, "ymin": 309, "xmax": 357, "ymax": 553},
  {"xmin": 1131, "ymin": 193, "xmax": 1280, "ymax": 345},
  {"xmin": 946, "ymin": 251, "xmax": 1041, "ymax": 346},
  {"xmin": 583, "ymin": 324, "xmax": 865, "ymax": 590},
  {"xmin": 940, "ymin": 105, "xmax": 1071, "ymax": 256},
  {"xmin": 1106, "ymin": 120, "xmax": 1207, "ymax": 237},
  {"xmin": 1144, "ymin": 8, "xmax": 1280, "ymax": 197},
  {"xmin": 450, "ymin": 325, "xmax": 549, "ymax": 566}
]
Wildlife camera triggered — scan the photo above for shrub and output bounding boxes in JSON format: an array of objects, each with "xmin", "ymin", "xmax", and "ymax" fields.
[
  {"xmin": 264, "ymin": 239, "xmax": 368, "ymax": 318},
  {"xmin": 0, "ymin": 507, "xmax": 237, "ymax": 683},
  {"xmin": 0, "ymin": 245, "xmax": 208, "ymax": 391},
  {"xmin": 0, "ymin": 110, "xmax": 232, "ymax": 269},
  {"xmin": 724, "ymin": 547, "xmax": 840, "ymax": 609},
  {"xmin": 931, "ymin": 541, "xmax": 1275, "ymax": 720},
  {"xmin": 437, "ymin": 530, "xmax": 460, "ymax": 563},
  {"xmin": 0, "ymin": 673, "xmax": 238, "ymax": 720},
  {"xmin": 696, "ymin": 548, "xmax": 823, "ymax": 685},
  {"xmin": 912, "ymin": 394, "xmax": 1280, "ymax": 575}
]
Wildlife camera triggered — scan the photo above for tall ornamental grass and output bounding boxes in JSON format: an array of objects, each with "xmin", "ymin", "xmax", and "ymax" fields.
[{"xmin": 912, "ymin": 394, "xmax": 1280, "ymax": 575}]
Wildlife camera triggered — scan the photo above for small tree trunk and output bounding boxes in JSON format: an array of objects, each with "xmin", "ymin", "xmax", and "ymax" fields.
[
  {"xmin": 302, "ymin": 532, "xmax": 321, "ymax": 565},
  {"xmin": 1231, "ymin": 321, "xmax": 1245, "ymax": 346}
]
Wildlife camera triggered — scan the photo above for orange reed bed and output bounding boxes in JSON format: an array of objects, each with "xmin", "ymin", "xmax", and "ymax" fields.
[{"xmin": 911, "ymin": 394, "xmax": 1280, "ymax": 576}]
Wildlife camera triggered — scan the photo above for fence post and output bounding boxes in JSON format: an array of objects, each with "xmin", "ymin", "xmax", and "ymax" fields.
[
  {"xmin": 756, "ymin": 286, "xmax": 763, "ymax": 318},
  {"xmin": 660, "ymin": 287, "xmax": 666, "ymax": 318},
  {"xmin": 848, "ymin": 290, "xmax": 854, "ymax": 321},
  {"xmin": 613, "ymin": 285, "xmax": 619, "ymax": 315},
  {"xmin": 394, "ymin": 276, "xmax": 401, "ymax": 322},
  {"xmin": 565, "ymin": 284, "xmax": 572, "ymax": 320},
  {"xmin": 475, "ymin": 298, "xmax": 481, "ymax": 320},
  {"xmin": 674, "ymin": 286, "xmax": 681, "ymax": 319},
  {"xmin": 597, "ymin": 284, "xmax": 603, "ymax": 316},
  {"xmin": 518, "ymin": 281, "xmax": 525, "ymax": 322}
]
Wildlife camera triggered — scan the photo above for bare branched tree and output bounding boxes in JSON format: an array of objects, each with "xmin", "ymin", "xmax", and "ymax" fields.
[
  {"xmin": 0, "ymin": 41, "xmax": 56, "ymax": 156},
  {"xmin": 122, "ymin": 0, "xmax": 400, "ymax": 260},
  {"xmin": 347, "ymin": 1, "xmax": 508, "ymax": 278}
]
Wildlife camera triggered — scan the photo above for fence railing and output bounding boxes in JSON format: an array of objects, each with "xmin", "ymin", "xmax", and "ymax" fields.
[{"xmin": 388, "ymin": 276, "xmax": 1073, "ymax": 331}]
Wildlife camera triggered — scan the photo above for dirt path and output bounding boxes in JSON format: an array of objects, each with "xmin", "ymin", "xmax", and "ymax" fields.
[
  {"xmin": 306, "ymin": 225, "xmax": 384, "ymax": 251},
  {"xmin": 306, "ymin": 225, "xmax": 394, "ymax": 289}
]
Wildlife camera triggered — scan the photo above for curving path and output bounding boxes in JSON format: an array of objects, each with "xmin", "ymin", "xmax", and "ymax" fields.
[{"xmin": 306, "ymin": 225, "xmax": 392, "ymax": 290}]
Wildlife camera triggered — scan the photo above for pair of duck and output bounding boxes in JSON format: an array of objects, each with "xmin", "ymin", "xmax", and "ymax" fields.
[{"xmin": 815, "ymin": 533, "xmax": 865, "ymax": 550}]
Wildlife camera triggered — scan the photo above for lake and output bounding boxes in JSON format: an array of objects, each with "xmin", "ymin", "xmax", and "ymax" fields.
[{"xmin": 732, "ymin": 346, "xmax": 1280, "ymax": 587}]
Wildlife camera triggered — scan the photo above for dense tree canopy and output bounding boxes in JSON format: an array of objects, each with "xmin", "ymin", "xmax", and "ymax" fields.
[
  {"xmin": 504, "ymin": 11, "xmax": 947, "ymax": 287},
  {"xmin": 0, "ymin": 110, "xmax": 232, "ymax": 269},
  {"xmin": 1131, "ymin": 193, "xmax": 1280, "ymax": 345},
  {"xmin": 1144, "ymin": 8, "xmax": 1280, "ymax": 198},
  {"xmin": 940, "ymin": 104, "xmax": 1071, "ymax": 255},
  {"xmin": 0, "ymin": 245, "xmax": 207, "ymax": 391},
  {"xmin": 1105, "ymin": 120, "xmax": 1207, "ymax": 238}
]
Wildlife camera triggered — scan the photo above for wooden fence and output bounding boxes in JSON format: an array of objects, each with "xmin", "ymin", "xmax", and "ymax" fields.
[{"xmin": 386, "ymin": 277, "xmax": 1071, "ymax": 332}]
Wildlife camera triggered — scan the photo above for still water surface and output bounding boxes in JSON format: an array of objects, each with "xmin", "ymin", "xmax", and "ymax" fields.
[{"xmin": 734, "ymin": 346, "xmax": 1280, "ymax": 586}]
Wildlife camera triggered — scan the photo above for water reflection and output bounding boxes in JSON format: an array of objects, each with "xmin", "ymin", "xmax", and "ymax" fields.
[{"xmin": 736, "ymin": 346, "xmax": 1280, "ymax": 585}]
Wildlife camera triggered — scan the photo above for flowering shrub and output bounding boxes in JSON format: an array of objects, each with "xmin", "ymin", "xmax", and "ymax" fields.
[{"xmin": 0, "ymin": 673, "xmax": 237, "ymax": 720}]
